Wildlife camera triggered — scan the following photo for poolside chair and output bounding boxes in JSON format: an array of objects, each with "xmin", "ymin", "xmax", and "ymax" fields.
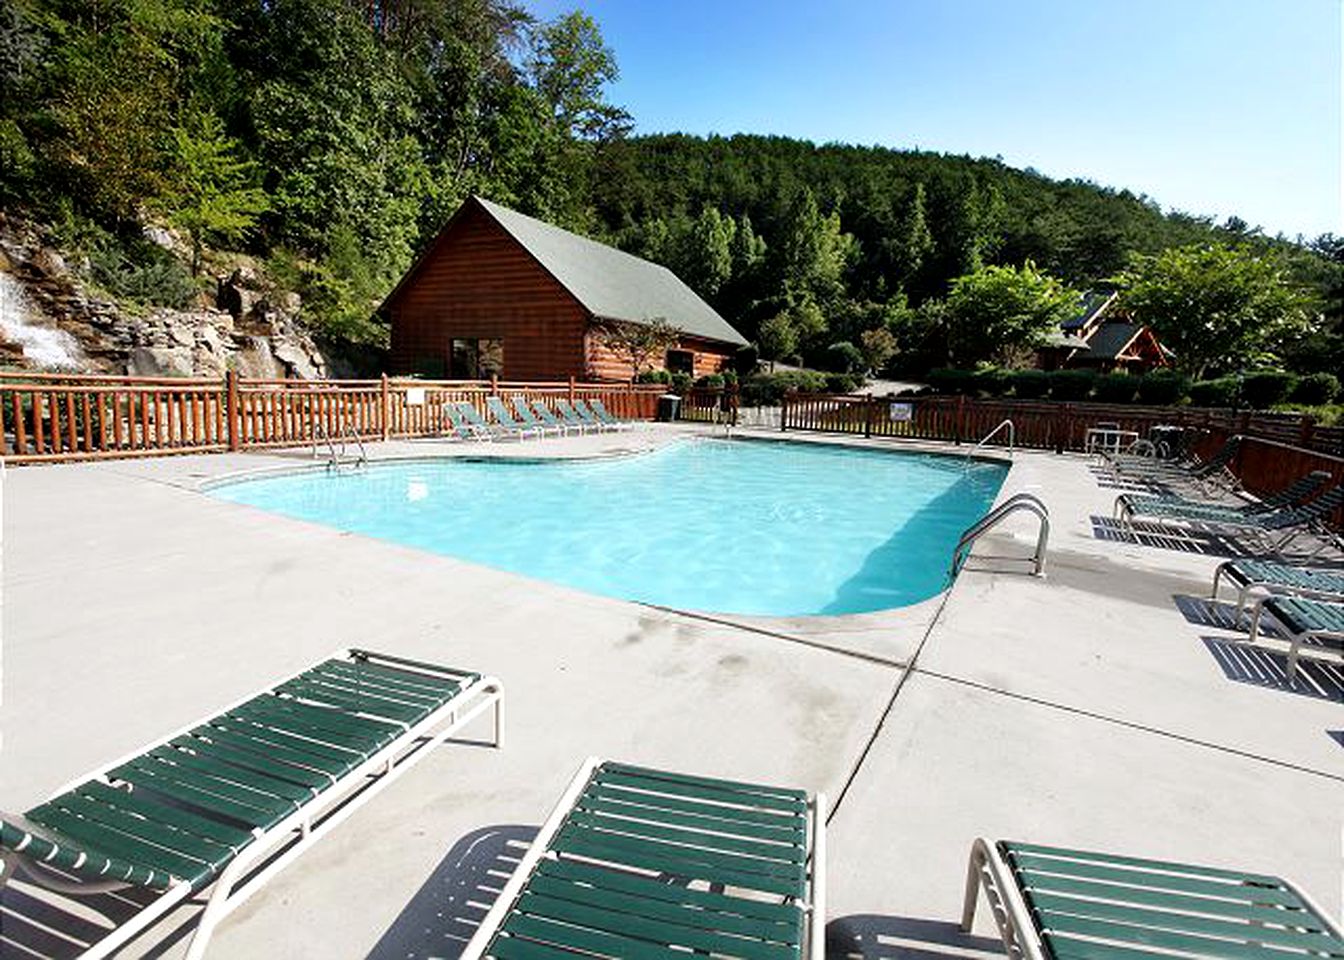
[
  {"xmin": 1211, "ymin": 558, "xmax": 1344, "ymax": 615},
  {"xmin": 571, "ymin": 397, "xmax": 620, "ymax": 433},
  {"xmin": 1115, "ymin": 470, "xmax": 1331, "ymax": 525},
  {"xmin": 525, "ymin": 398, "xmax": 574, "ymax": 436},
  {"xmin": 1119, "ymin": 484, "xmax": 1344, "ymax": 553},
  {"xmin": 963, "ymin": 839, "xmax": 1344, "ymax": 960},
  {"xmin": 457, "ymin": 400, "xmax": 523, "ymax": 440},
  {"xmin": 510, "ymin": 395, "xmax": 564, "ymax": 437},
  {"xmin": 1247, "ymin": 595, "xmax": 1344, "ymax": 681},
  {"xmin": 460, "ymin": 757, "xmax": 826, "ymax": 960},
  {"xmin": 0, "ymin": 649, "xmax": 502, "ymax": 960},
  {"xmin": 1106, "ymin": 435, "xmax": 1242, "ymax": 493},
  {"xmin": 583, "ymin": 397, "xmax": 633, "ymax": 431},
  {"xmin": 553, "ymin": 398, "xmax": 596, "ymax": 434},
  {"xmin": 487, "ymin": 396, "xmax": 545, "ymax": 440},
  {"xmin": 445, "ymin": 401, "xmax": 494, "ymax": 442}
]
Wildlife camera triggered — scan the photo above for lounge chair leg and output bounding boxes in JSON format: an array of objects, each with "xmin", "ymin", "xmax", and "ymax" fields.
[
  {"xmin": 183, "ymin": 869, "xmax": 237, "ymax": 960},
  {"xmin": 0, "ymin": 851, "xmax": 16, "ymax": 891},
  {"xmin": 494, "ymin": 696, "xmax": 503, "ymax": 749},
  {"xmin": 961, "ymin": 840, "xmax": 988, "ymax": 932},
  {"xmin": 1286, "ymin": 643, "xmax": 1301, "ymax": 684},
  {"xmin": 1248, "ymin": 603, "xmax": 1265, "ymax": 643}
]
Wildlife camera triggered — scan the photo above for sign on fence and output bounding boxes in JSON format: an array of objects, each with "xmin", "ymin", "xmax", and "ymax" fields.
[{"xmin": 888, "ymin": 402, "xmax": 913, "ymax": 422}]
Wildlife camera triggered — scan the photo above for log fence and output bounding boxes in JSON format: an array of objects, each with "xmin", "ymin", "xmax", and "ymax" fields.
[{"xmin": 1, "ymin": 372, "xmax": 666, "ymax": 463}]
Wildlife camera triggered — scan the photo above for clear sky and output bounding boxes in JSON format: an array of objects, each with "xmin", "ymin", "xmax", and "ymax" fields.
[{"xmin": 525, "ymin": 0, "xmax": 1342, "ymax": 240}]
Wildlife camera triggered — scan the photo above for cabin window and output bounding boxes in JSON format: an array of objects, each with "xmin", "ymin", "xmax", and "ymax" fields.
[
  {"xmin": 666, "ymin": 349, "xmax": 694, "ymax": 374},
  {"xmin": 412, "ymin": 354, "xmax": 447, "ymax": 378},
  {"xmin": 451, "ymin": 338, "xmax": 505, "ymax": 379}
]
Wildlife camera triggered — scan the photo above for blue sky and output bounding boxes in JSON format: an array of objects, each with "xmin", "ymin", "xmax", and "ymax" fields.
[{"xmin": 524, "ymin": 0, "xmax": 1342, "ymax": 240}]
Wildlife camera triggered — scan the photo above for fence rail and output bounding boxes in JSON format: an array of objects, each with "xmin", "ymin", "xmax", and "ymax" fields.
[{"xmin": 1, "ymin": 373, "xmax": 667, "ymax": 463}]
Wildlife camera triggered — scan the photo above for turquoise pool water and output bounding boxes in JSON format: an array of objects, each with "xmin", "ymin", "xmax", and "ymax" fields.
[{"xmin": 211, "ymin": 440, "xmax": 1007, "ymax": 616}]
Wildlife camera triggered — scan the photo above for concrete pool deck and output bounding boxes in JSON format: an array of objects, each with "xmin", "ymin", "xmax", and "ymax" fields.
[{"xmin": 2, "ymin": 425, "xmax": 1340, "ymax": 959}]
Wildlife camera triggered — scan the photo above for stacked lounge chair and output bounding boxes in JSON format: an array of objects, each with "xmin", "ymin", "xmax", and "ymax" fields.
[
  {"xmin": 1104, "ymin": 435, "xmax": 1242, "ymax": 492},
  {"xmin": 460, "ymin": 757, "xmax": 826, "ymax": 960},
  {"xmin": 0, "ymin": 649, "xmax": 502, "ymax": 960},
  {"xmin": 1117, "ymin": 484, "xmax": 1344, "ymax": 552},
  {"xmin": 1115, "ymin": 471, "xmax": 1331, "ymax": 525},
  {"xmin": 964, "ymin": 839, "xmax": 1344, "ymax": 960},
  {"xmin": 487, "ymin": 396, "xmax": 546, "ymax": 440},
  {"xmin": 445, "ymin": 401, "xmax": 494, "ymax": 441},
  {"xmin": 526, "ymin": 398, "xmax": 574, "ymax": 435},
  {"xmin": 572, "ymin": 398, "xmax": 621, "ymax": 433},
  {"xmin": 584, "ymin": 397, "xmax": 634, "ymax": 431},
  {"xmin": 553, "ymin": 398, "xmax": 597, "ymax": 434},
  {"xmin": 511, "ymin": 395, "xmax": 564, "ymax": 437}
]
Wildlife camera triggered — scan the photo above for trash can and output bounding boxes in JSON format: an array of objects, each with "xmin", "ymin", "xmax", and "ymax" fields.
[{"xmin": 656, "ymin": 394, "xmax": 682, "ymax": 422}]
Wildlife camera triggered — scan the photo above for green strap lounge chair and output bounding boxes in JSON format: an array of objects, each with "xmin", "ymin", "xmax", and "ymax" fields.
[
  {"xmin": 0, "ymin": 649, "xmax": 503, "ymax": 960},
  {"xmin": 1211, "ymin": 558, "xmax": 1344, "ymax": 616},
  {"xmin": 445, "ymin": 401, "xmax": 494, "ymax": 441},
  {"xmin": 1118, "ymin": 485, "xmax": 1344, "ymax": 552},
  {"xmin": 457, "ymin": 400, "xmax": 519, "ymax": 440},
  {"xmin": 1105, "ymin": 436, "xmax": 1242, "ymax": 492},
  {"xmin": 511, "ymin": 395, "xmax": 564, "ymax": 437},
  {"xmin": 487, "ymin": 396, "xmax": 545, "ymax": 440},
  {"xmin": 1247, "ymin": 595, "xmax": 1344, "ymax": 681},
  {"xmin": 963, "ymin": 839, "xmax": 1344, "ymax": 960},
  {"xmin": 460, "ymin": 757, "xmax": 826, "ymax": 960},
  {"xmin": 582, "ymin": 398, "xmax": 633, "ymax": 431},
  {"xmin": 525, "ymin": 398, "xmax": 574, "ymax": 436},
  {"xmin": 1115, "ymin": 471, "xmax": 1331, "ymax": 525},
  {"xmin": 572, "ymin": 398, "xmax": 620, "ymax": 432},
  {"xmin": 553, "ymin": 398, "xmax": 597, "ymax": 434}
]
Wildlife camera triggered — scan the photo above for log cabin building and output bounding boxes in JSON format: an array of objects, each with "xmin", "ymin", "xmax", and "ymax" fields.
[{"xmin": 383, "ymin": 196, "xmax": 748, "ymax": 381}]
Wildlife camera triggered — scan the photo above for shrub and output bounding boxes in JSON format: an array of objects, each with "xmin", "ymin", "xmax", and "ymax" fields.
[
  {"xmin": 1093, "ymin": 373, "xmax": 1140, "ymax": 404},
  {"xmin": 670, "ymin": 371, "xmax": 693, "ymax": 393},
  {"xmin": 825, "ymin": 340, "xmax": 864, "ymax": 373},
  {"xmin": 973, "ymin": 367, "xmax": 1011, "ymax": 397},
  {"xmin": 738, "ymin": 371, "xmax": 828, "ymax": 406},
  {"xmin": 1137, "ymin": 369, "xmax": 1190, "ymax": 405},
  {"xmin": 1289, "ymin": 372, "xmax": 1340, "ymax": 406},
  {"xmin": 1049, "ymin": 369, "xmax": 1096, "ymax": 401},
  {"xmin": 1010, "ymin": 370, "xmax": 1050, "ymax": 399},
  {"xmin": 825, "ymin": 372, "xmax": 862, "ymax": 394},
  {"xmin": 694, "ymin": 373, "xmax": 726, "ymax": 389},
  {"xmin": 733, "ymin": 344, "xmax": 759, "ymax": 377},
  {"xmin": 925, "ymin": 367, "xmax": 976, "ymax": 394},
  {"xmin": 635, "ymin": 369, "xmax": 671, "ymax": 384},
  {"xmin": 1240, "ymin": 370, "xmax": 1297, "ymax": 409},
  {"xmin": 88, "ymin": 237, "xmax": 196, "ymax": 308},
  {"xmin": 1188, "ymin": 377, "xmax": 1238, "ymax": 408},
  {"xmin": 721, "ymin": 368, "xmax": 739, "ymax": 387}
]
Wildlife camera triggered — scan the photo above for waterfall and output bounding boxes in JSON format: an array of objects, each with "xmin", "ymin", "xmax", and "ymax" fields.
[{"xmin": 0, "ymin": 271, "xmax": 84, "ymax": 370}]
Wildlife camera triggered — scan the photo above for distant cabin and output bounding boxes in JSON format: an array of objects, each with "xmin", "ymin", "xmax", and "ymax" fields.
[
  {"xmin": 1054, "ymin": 291, "xmax": 1170, "ymax": 373},
  {"xmin": 382, "ymin": 196, "xmax": 748, "ymax": 381}
]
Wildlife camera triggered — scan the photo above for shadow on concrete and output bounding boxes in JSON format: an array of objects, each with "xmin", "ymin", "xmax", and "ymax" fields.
[
  {"xmin": 1201, "ymin": 637, "xmax": 1344, "ymax": 703},
  {"xmin": 1329, "ymin": 731, "xmax": 1344, "ymax": 749},
  {"xmin": 1088, "ymin": 516, "xmax": 1239, "ymax": 557},
  {"xmin": 365, "ymin": 824, "xmax": 536, "ymax": 960},
  {"xmin": 0, "ymin": 874, "xmax": 172, "ymax": 959},
  {"xmin": 1172, "ymin": 594, "xmax": 1246, "ymax": 632},
  {"xmin": 827, "ymin": 914, "xmax": 1004, "ymax": 960}
]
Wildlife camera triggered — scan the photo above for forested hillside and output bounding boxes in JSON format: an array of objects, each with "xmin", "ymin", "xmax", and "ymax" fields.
[{"xmin": 2, "ymin": 0, "xmax": 1339, "ymax": 377}]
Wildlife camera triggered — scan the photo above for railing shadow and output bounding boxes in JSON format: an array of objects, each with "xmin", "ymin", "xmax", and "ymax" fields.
[
  {"xmin": 0, "ymin": 876, "xmax": 164, "ymax": 959},
  {"xmin": 1088, "ymin": 516, "xmax": 1242, "ymax": 557},
  {"xmin": 365, "ymin": 824, "xmax": 536, "ymax": 960},
  {"xmin": 1172, "ymin": 594, "xmax": 1245, "ymax": 631},
  {"xmin": 1200, "ymin": 637, "xmax": 1344, "ymax": 702},
  {"xmin": 827, "ymin": 913, "xmax": 1004, "ymax": 960}
]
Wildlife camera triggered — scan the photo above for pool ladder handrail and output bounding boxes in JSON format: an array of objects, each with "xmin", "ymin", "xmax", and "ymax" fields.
[
  {"xmin": 949, "ymin": 492, "xmax": 1049, "ymax": 578},
  {"xmin": 965, "ymin": 418, "xmax": 1014, "ymax": 465},
  {"xmin": 312, "ymin": 417, "xmax": 368, "ymax": 469}
]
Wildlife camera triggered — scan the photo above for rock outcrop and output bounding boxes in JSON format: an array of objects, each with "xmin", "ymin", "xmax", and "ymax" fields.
[{"xmin": 0, "ymin": 211, "xmax": 333, "ymax": 380}]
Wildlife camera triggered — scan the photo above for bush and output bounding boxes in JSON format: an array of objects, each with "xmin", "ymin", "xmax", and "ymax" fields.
[
  {"xmin": 973, "ymin": 367, "xmax": 1011, "ymax": 397},
  {"xmin": 635, "ymin": 369, "xmax": 671, "ymax": 384},
  {"xmin": 1093, "ymin": 373, "xmax": 1140, "ymax": 404},
  {"xmin": 1010, "ymin": 370, "xmax": 1050, "ymax": 399},
  {"xmin": 825, "ymin": 340, "xmax": 864, "ymax": 373},
  {"xmin": 694, "ymin": 373, "xmax": 726, "ymax": 389},
  {"xmin": 1049, "ymin": 369, "xmax": 1096, "ymax": 401},
  {"xmin": 1137, "ymin": 369, "xmax": 1190, "ymax": 405},
  {"xmin": 721, "ymin": 368, "xmax": 739, "ymax": 387},
  {"xmin": 733, "ymin": 344, "xmax": 759, "ymax": 377},
  {"xmin": 88, "ymin": 236, "xmax": 197, "ymax": 308},
  {"xmin": 1188, "ymin": 377, "xmax": 1238, "ymax": 408},
  {"xmin": 670, "ymin": 372, "xmax": 693, "ymax": 393},
  {"xmin": 925, "ymin": 368, "xmax": 977, "ymax": 394},
  {"xmin": 1289, "ymin": 372, "xmax": 1340, "ymax": 406},
  {"xmin": 824, "ymin": 372, "xmax": 862, "ymax": 394},
  {"xmin": 739, "ymin": 370, "xmax": 829, "ymax": 406},
  {"xmin": 1240, "ymin": 370, "xmax": 1297, "ymax": 410}
]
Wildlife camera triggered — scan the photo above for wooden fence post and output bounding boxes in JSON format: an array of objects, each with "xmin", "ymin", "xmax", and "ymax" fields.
[
  {"xmin": 955, "ymin": 394, "xmax": 965, "ymax": 445},
  {"xmin": 226, "ymin": 371, "xmax": 240, "ymax": 451},
  {"xmin": 780, "ymin": 394, "xmax": 789, "ymax": 432},
  {"xmin": 380, "ymin": 373, "xmax": 390, "ymax": 441},
  {"xmin": 1299, "ymin": 414, "xmax": 1315, "ymax": 450},
  {"xmin": 490, "ymin": 374, "xmax": 499, "ymax": 396},
  {"xmin": 864, "ymin": 396, "xmax": 873, "ymax": 438},
  {"xmin": 568, "ymin": 376, "xmax": 576, "ymax": 402}
]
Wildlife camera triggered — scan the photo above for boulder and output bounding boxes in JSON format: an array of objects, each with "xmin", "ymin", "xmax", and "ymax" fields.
[
  {"xmin": 142, "ymin": 224, "xmax": 176, "ymax": 250},
  {"xmin": 31, "ymin": 246, "xmax": 66, "ymax": 278},
  {"xmin": 232, "ymin": 336, "xmax": 284, "ymax": 379},
  {"xmin": 273, "ymin": 339, "xmax": 322, "ymax": 379},
  {"xmin": 127, "ymin": 346, "xmax": 194, "ymax": 377}
]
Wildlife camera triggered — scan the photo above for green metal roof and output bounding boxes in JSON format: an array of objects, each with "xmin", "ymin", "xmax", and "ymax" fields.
[
  {"xmin": 1083, "ymin": 322, "xmax": 1144, "ymax": 359},
  {"xmin": 474, "ymin": 197, "xmax": 748, "ymax": 347}
]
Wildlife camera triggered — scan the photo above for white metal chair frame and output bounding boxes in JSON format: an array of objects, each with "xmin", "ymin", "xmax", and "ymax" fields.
[{"xmin": 1, "ymin": 648, "xmax": 504, "ymax": 960}]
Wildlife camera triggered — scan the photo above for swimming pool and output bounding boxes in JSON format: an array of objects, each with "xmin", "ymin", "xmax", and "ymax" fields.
[{"xmin": 211, "ymin": 440, "xmax": 1007, "ymax": 616}]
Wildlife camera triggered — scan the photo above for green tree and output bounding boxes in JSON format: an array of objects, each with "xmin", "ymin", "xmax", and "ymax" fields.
[
  {"xmin": 943, "ymin": 261, "xmax": 1078, "ymax": 366},
  {"xmin": 1113, "ymin": 243, "xmax": 1316, "ymax": 377},
  {"xmin": 757, "ymin": 311, "xmax": 799, "ymax": 368},
  {"xmin": 859, "ymin": 326, "xmax": 898, "ymax": 372},
  {"xmin": 774, "ymin": 188, "xmax": 856, "ymax": 305},
  {"xmin": 162, "ymin": 111, "xmax": 269, "ymax": 273},
  {"xmin": 678, "ymin": 206, "xmax": 735, "ymax": 298},
  {"xmin": 525, "ymin": 11, "xmax": 631, "ymax": 141}
]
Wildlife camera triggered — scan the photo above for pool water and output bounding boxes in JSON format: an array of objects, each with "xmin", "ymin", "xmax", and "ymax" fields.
[{"xmin": 211, "ymin": 440, "xmax": 1007, "ymax": 616}]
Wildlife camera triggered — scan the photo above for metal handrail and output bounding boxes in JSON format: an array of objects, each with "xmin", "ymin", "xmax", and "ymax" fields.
[
  {"xmin": 949, "ymin": 492, "xmax": 1049, "ymax": 578},
  {"xmin": 965, "ymin": 418, "xmax": 1014, "ymax": 463},
  {"xmin": 312, "ymin": 416, "xmax": 368, "ymax": 468}
]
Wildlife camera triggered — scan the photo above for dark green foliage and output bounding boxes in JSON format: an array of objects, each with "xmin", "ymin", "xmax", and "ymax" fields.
[
  {"xmin": 733, "ymin": 344, "xmax": 759, "ymax": 376},
  {"xmin": 635, "ymin": 369, "xmax": 671, "ymax": 384},
  {"xmin": 670, "ymin": 371, "xmax": 693, "ymax": 392},
  {"xmin": 693, "ymin": 373, "xmax": 725, "ymax": 389},
  {"xmin": 1188, "ymin": 378, "xmax": 1239, "ymax": 408},
  {"xmin": 1010, "ymin": 370, "xmax": 1050, "ymax": 399},
  {"xmin": 739, "ymin": 370, "xmax": 828, "ymax": 405},
  {"xmin": 1289, "ymin": 372, "xmax": 1340, "ymax": 405},
  {"xmin": 82, "ymin": 230, "xmax": 197, "ymax": 309},
  {"xmin": 1093, "ymin": 373, "xmax": 1140, "ymax": 404},
  {"xmin": 973, "ymin": 367, "xmax": 1011, "ymax": 397},
  {"xmin": 1239, "ymin": 370, "xmax": 1297, "ymax": 409},
  {"xmin": 824, "ymin": 372, "xmax": 862, "ymax": 394},
  {"xmin": 824, "ymin": 340, "xmax": 863, "ymax": 373},
  {"xmin": 925, "ymin": 368, "xmax": 976, "ymax": 394},
  {"xmin": 1137, "ymin": 369, "xmax": 1190, "ymax": 405},
  {"xmin": 1049, "ymin": 369, "xmax": 1096, "ymax": 401}
]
